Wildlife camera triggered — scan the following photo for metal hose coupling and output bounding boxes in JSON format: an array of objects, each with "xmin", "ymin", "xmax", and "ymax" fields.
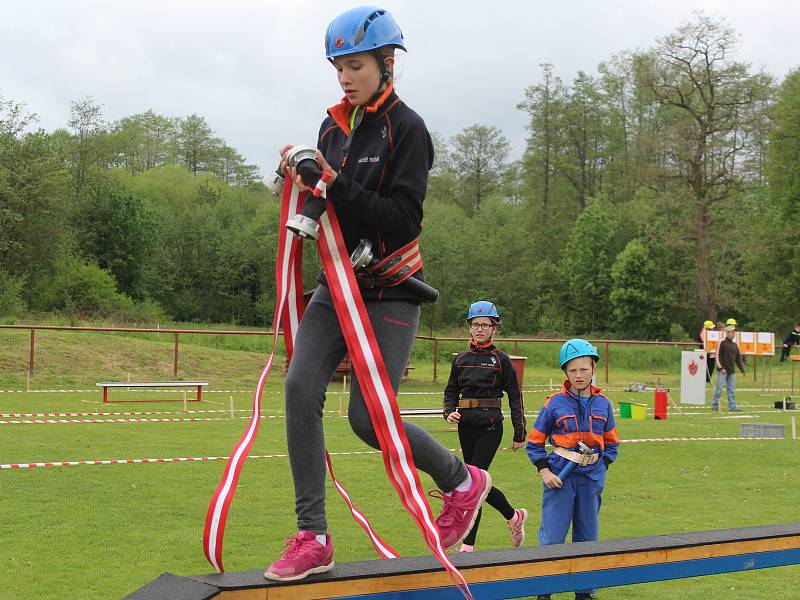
[{"xmin": 283, "ymin": 145, "xmax": 328, "ymax": 240}]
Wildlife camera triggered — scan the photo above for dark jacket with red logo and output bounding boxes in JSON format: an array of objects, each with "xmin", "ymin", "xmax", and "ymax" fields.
[
  {"xmin": 443, "ymin": 342, "xmax": 527, "ymax": 443},
  {"xmin": 316, "ymin": 86, "xmax": 434, "ymax": 303}
]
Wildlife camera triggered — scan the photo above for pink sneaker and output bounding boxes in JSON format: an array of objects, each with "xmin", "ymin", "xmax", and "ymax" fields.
[
  {"xmin": 433, "ymin": 464, "xmax": 492, "ymax": 549},
  {"xmin": 264, "ymin": 531, "xmax": 334, "ymax": 581},
  {"xmin": 507, "ymin": 508, "xmax": 528, "ymax": 547},
  {"xmin": 459, "ymin": 544, "xmax": 474, "ymax": 553}
]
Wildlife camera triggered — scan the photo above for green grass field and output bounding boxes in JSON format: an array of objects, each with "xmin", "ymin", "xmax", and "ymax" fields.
[{"xmin": 1, "ymin": 330, "xmax": 799, "ymax": 599}]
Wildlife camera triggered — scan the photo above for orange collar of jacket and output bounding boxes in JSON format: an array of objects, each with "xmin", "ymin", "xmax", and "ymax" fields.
[
  {"xmin": 470, "ymin": 339, "xmax": 495, "ymax": 350},
  {"xmin": 327, "ymin": 84, "xmax": 394, "ymax": 135},
  {"xmin": 560, "ymin": 379, "xmax": 603, "ymax": 396}
]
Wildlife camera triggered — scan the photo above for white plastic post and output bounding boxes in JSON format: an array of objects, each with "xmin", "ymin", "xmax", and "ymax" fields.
[
  {"xmin": 230, "ymin": 395, "xmax": 234, "ymax": 420},
  {"xmin": 792, "ymin": 416, "xmax": 797, "ymax": 440},
  {"xmin": 183, "ymin": 390, "xmax": 187, "ymax": 413}
]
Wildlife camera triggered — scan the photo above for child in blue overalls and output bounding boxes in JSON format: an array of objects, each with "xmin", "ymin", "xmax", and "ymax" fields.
[{"xmin": 526, "ymin": 339, "xmax": 620, "ymax": 600}]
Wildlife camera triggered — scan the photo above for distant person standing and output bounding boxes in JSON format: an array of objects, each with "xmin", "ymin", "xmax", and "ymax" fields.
[
  {"xmin": 779, "ymin": 322, "xmax": 800, "ymax": 362},
  {"xmin": 711, "ymin": 325, "xmax": 745, "ymax": 412},
  {"xmin": 699, "ymin": 320, "xmax": 716, "ymax": 382}
]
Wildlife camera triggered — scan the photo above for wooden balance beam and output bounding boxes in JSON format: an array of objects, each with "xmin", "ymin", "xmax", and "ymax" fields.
[{"xmin": 126, "ymin": 522, "xmax": 800, "ymax": 599}]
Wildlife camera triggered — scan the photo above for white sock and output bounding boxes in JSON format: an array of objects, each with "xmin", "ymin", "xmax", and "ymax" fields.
[
  {"xmin": 315, "ymin": 534, "xmax": 327, "ymax": 546},
  {"xmin": 454, "ymin": 472, "xmax": 473, "ymax": 493}
]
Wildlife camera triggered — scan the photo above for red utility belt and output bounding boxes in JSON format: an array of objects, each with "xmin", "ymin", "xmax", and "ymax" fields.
[{"xmin": 357, "ymin": 238, "xmax": 422, "ymax": 288}]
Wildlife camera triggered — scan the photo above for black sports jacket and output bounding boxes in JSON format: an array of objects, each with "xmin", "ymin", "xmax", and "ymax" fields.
[
  {"xmin": 443, "ymin": 342, "xmax": 527, "ymax": 442},
  {"xmin": 316, "ymin": 86, "xmax": 434, "ymax": 303}
]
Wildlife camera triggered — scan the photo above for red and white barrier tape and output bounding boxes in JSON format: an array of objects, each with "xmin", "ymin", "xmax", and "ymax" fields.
[
  {"xmin": 0, "ymin": 409, "xmax": 241, "ymax": 418},
  {"xmin": 0, "ymin": 450, "xmax": 378, "ymax": 470},
  {"xmin": 5, "ymin": 437, "xmax": 786, "ymax": 472}
]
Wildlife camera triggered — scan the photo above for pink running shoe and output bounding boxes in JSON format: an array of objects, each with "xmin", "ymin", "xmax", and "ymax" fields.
[
  {"xmin": 433, "ymin": 464, "xmax": 492, "ymax": 550},
  {"xmin": 459, "ymin": 544, "xmax": 474, "ymax": 553},
  {"xmin": 507, "ymin": 508, "xmax": 528, "ymax": 547},
  {"xmin": 264, "ymin": 531, "xmax": 334, "ymax": 582}
]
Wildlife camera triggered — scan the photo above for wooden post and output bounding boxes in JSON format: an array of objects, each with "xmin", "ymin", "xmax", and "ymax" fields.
[
  {"xmin": 173, "ymin": 332, "xmax": 180, "ymax": 379},
  {"xmin": 792, "ymin": 416, "xmax": 797, "ymax": 440},
  {"xmin": 183, "ymin": 390, "xmax": 188, "ymax": 413},
  {"xmin": 28, "ymin": 329, "xmax": 35, "ymax": 376},
  {"xmin": 433, "ymin": 338, "xmax": 439, "ymax": 383}
]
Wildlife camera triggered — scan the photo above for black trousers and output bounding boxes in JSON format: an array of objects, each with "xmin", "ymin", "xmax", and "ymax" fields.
[{"xmin": 458, "ymin": 420, "xmax": 516, "ymax": 546}]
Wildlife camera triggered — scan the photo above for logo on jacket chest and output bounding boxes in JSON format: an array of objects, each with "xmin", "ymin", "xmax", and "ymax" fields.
[{"xmin": 357, "ymin": 155, "xmax": 381, "ymax": 164}]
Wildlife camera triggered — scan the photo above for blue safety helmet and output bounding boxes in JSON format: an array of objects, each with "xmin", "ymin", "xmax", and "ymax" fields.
[
  {"xmin": 559, "ymin": 339, "xmax": 599, "ymax": 370},
  {"xmin": 466, "ymin": 301, "xmax": 501, "ymax": 322},
  {"xmin": 325, "ymin": 6, "xmax": 406, "ymax": 60}
]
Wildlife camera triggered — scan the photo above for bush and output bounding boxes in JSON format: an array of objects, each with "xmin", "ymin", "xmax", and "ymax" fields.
[
  {"xmin": 0, "ymin": 271, "xmax": 26, "ymax": 318},
  {"xmin": 31, "ymin": 255, "xmax": 169, "ymax": 322}
]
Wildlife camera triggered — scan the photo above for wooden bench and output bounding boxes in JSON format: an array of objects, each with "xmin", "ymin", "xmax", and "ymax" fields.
[{"xmin": 96, "ymin": 381, "xmax": 208, "ymax": 404}]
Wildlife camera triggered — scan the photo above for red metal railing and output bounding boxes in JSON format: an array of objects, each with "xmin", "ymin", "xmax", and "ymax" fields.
[
  {"xmin": 415, "ymin": 335, "xmax": 701, "ymax": 383},
  {"xmin": 0, "ymin": 324, "xmax": 272, "ymax": 379},
  {"xmin": 1, "ymin": 325, "xmax": 701, "ymax": 384}
]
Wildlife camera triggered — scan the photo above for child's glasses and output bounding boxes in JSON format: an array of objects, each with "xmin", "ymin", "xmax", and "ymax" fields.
[{"xmin": 469, "ymin": 323, "xmax": 494, "ymax": 330}]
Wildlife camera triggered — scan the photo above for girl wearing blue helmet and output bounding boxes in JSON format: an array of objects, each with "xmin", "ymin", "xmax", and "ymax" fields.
[
  {"xmin": 267, "ymin": 7, "xmax": 490, "ymax": 582},
  {"xmin": 443, "ymin": 301, "xmax": 528, "ymax": 553},
  {"xmin": 526, "ymin": 339, "xmax": 620, "ymax": 600}
]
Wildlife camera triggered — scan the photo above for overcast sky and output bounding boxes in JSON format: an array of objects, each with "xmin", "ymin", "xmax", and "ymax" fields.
[{"xmin": 3, "ymin": 1, "xmax": 799, "ymax": 178}]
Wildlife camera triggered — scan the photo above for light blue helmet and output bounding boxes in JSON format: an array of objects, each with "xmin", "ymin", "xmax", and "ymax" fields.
[
  {"xmin": 466, "ymin": 301, "xmax": 500, "ymax": 322},
  {"xmin": 559, "ymin": 339, "xmax": 599, "ymax": 370},
  {"xmin": 325, "ymin": 6, "xmax": 406, "ymax": 60}
]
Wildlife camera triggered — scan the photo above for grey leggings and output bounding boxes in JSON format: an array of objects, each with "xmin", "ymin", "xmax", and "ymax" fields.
[{"xmin": 285, "ymin": 285, "xmax": 467, "ymax": 534}]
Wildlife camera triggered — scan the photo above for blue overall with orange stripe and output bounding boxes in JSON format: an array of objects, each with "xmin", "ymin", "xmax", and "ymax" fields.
[{"xmin": 526, "ymin": 382, "xmax": 619, "ymax": 549}]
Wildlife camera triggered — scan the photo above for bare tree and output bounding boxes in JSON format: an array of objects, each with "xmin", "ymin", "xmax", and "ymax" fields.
[{"xmin": 634, "ymin": 12, "xmax": 771, "ymax": 318}]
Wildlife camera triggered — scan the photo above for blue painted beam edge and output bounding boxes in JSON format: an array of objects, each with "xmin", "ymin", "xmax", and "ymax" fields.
[{"xmin": 342, "ymin": 547, "xmax": 800, "ymax": 600}]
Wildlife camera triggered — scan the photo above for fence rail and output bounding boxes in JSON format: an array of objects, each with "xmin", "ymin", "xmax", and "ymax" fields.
[{"xmin": 1, "ymin": 324, "xmax": 702, "ymax": 384}]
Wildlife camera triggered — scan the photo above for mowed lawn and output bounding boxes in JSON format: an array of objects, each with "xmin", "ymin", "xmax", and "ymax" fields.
[{"xmin": 1, "ymin": 335, "xmax": 799, "ymax": 599}]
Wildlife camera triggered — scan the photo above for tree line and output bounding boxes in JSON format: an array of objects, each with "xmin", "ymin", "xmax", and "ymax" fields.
[{"xmin": 1, "ymin": 13, "xmax": 798, "ymax": 339}]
